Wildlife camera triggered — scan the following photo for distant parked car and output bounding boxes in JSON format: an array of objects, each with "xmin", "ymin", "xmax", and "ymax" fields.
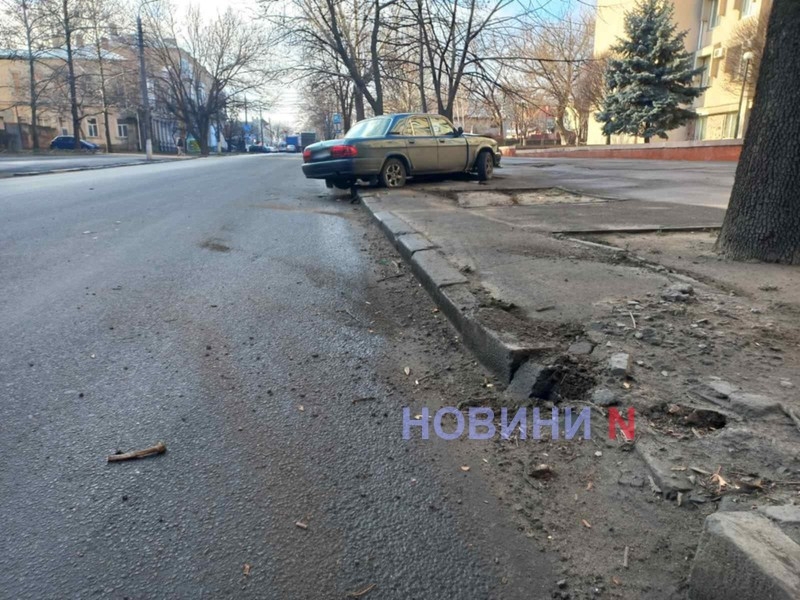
[
  {"xmin": 285, "ymin": 144, "xmax": 297, "ymax": 153},
  {"xmin": 301, "ymin": 113, "xmax": 500, "ymax": 189},
  {"xmin": 50, "ymin": 136, "xmax": 100, "ymax": 151},
  {"xmin": 248, "ymin": 144, "xmax": 271, "ymax": 153}
]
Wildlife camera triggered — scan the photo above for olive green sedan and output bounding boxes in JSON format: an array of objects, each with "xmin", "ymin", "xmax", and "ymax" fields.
[{"xmin": 301, "ymin": 113, "xmax": 501, "ymax": 189}]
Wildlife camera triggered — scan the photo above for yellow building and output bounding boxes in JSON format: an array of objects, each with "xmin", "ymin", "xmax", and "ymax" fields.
[
  {"xmin": 587, "ymin": 0, "xmax": 771, "ymax": 145},
  {"xmin": 0, "ymin": 48, "xmax": 141, "ymax": 151}
]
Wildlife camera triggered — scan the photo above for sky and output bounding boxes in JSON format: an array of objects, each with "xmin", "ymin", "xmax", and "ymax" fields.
[
  {"xmin": 167, "ymin": 0, "xmax": 591, "ymax": 130},
  {"xmin": 167, "ymin": 0, "xmax": 301, "ymax": 127}
]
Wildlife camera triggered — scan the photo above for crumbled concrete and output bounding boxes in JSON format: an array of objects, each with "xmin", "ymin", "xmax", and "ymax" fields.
[
  {"xmin": 608, "ymin": 353, "xmax": 631, "ymax": 378},
  {"xmin": 567, "ymin": 340, "xmax": 594, "ymax": 355},
  {"xmin": 727, "ymin": 392, "xmax": 785, "ymax": 418},
  {"xmin": 591, "ymin": 388, "xmax": 618, "ymax": 407},
  {"xmin": 759, "ymin": 505, "xmax": 800, "ymax": 524},
  {"xmin": 688, "ymin": 512, "xmax": 800, "ymax": 600},
  {"xmin": 635, "ymin": 437, "xmax": 694, "ymax": 500},
  {"xmin": 662, "ymin": 283, "xmax": 694, "ymax": 302},
  {"xmin": 506, "ymin": 361, "xmax": 557, "ymax": 401},
  {"xmin": 759, "ymin": 505, "xmax": 800, "ymax": 545},
  {"xmin": 705, "ymin": 377, "xmax": 740, "ymax": 399}
]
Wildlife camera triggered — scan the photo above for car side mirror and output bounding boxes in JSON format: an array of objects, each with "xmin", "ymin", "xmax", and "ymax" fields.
[{"xmin": 456, "ymin": 127, "xmax": 464, "ymax": 137}]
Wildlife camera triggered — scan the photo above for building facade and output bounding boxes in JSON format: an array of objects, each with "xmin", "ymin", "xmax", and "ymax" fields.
[
  {"xmin": 587, "ymin": 0, "xmax": 771, "ymax": 145},
  {"xmin": 0, "ymin": 47, "xmax": 143, "ymax": 152}
]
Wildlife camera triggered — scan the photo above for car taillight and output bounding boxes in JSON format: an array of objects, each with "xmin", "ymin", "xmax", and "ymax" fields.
[
  {"xmin": 331, "ymin": 145, "xmax": 357, "ymax": 159},
  {"xmin": 302, "ymin": 149, "xmax": 311, "ymax": 162}
]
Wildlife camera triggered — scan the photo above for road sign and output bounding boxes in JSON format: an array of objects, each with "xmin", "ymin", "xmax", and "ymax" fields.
[
  {"xmin": 243, "ymin": 124, "xmax": 252, "ymax": 133},
  {"xmin": 333, "ymin": 113, "xmax": 342, "ymax": 125}
]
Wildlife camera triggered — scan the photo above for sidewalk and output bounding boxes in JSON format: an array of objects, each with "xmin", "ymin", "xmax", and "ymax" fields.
[
  {"xmin": 358, "ymin": 161, "xmax": 800, "ymax": 599},
  {"xmin": 0, "ymin": 153, "xmax": 195, "ymax": 178}
]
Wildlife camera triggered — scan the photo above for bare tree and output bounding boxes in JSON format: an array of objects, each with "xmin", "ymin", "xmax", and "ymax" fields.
[
  {"xmin": 573, "ymin": 52, "xmax": 607, "ymax": 144},
  {"xmin": 413, "ymin": 0, "xmax": 521, "ymax": 120},
  {"xmin": 264, "ymin": 0, "xmax": 400, "ymax": 118},
  {"xmin": 145, "ymin": 3, "xmax": 276, "ymax": 155},
  {"xmin": 723, "ymin": 0, "xmax": 771, "ymax": 98},
  {"xmin": 83, "ymin": 0, "xmax": 123, "ymax": 151},
  {"xmin": 0, "ymin": 0, "xmax": 55, "ymax": 149},
  {"xmin": 43, "ymin": 0, "xmax": 86, "ymax": 148},
  {"xmin": 514, "ymin": 12, "xmax": 595, "ymax": 145}
]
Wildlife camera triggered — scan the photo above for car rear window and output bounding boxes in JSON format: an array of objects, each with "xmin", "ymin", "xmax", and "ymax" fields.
[{"xmin": 345, "ymin": 117, "xmax": 391, "ymax": 139}]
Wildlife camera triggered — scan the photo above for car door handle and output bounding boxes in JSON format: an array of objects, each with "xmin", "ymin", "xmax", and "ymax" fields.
[
  {"xmin": 439, "ymin": 139, "xmax": 445, "ymax": 144},
  {"xmin": 408, "ymin": 140, "xmax": 416, "ymax": 145}
]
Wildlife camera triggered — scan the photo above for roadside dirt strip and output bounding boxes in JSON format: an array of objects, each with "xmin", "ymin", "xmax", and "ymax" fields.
[{"xmin": 360, "ymin": 191, "xmax": 800, "ymax": 600}]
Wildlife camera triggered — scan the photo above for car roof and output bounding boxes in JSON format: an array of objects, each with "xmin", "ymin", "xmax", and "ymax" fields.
[{"xmin": 358, "ymin": 113, "xmax": 447, "ymax": 121}]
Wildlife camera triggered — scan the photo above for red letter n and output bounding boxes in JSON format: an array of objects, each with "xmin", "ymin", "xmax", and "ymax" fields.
[{"xmin": 608, "ymin": 407, "xmax": 635, "ymax": 441}]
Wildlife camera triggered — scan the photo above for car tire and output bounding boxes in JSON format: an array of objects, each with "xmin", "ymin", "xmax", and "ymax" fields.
[
  {"xmin": 476, "ymin": 150, "xmax": 494, "ymax": 181},
  {"xmin": 380, "ymin": 158, "xmax": 407, "ymax": 188}
]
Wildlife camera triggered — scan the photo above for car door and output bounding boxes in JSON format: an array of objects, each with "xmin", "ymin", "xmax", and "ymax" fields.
[
  {"xmin": 392, "ymin": 116, "xmax": 438, "ymax": 174},
  {"xmin": 431, "ymin": 116, "xmax": 468, "ymax": 173}
]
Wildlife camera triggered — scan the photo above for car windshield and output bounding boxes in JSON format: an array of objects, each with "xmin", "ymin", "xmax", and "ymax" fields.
[{"xmin": 344, "ymin": 117, "xmax": 391, "ymax": 139}]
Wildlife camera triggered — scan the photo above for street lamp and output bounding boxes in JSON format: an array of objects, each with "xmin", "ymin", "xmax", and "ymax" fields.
[
  {"xmin": 734, "ymin": 50, "xmax": 755, "ymax": 139},
  {"xmin": 137, "ymin": 0, "xmax": 158, "ymax": 160}
]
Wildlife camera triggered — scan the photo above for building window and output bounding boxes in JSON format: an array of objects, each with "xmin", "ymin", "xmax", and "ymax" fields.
[
  {"xmin": 722, "ymin": 112, "xmax": 738, "ymax": 139},
  {"xmin": 87, "ymin": 118, "xmax": 98, "ymax": 138},
  {"xmin": 695, "ymin": 116, "xmax": 707, "ymax": 141},
  {"xmin": 117, "ymin": 123, "xmax": 128, "ymax": 138},
  {"xmin": 698, "ymin": 57, "xmax": 711, "ymax": 87},
  {"xmin": 741, "ymin": 0, "xmax": 756, "ymax": 17},
  {"xmin": 709, "ymin": 0, "xmax": 720, "ymax": 27}
]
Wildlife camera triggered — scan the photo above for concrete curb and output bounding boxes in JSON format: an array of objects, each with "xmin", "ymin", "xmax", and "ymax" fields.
[
  {"xmin": 688, "ymin": 511, "xmax": 800, "ymax": 599},
  {"xmin": 2, "ymin": 156, "xmax": 198, "ymax": 179},
  {"xmin": 364, "ymin": 197, "xmax": 545, "ymax": 383}
]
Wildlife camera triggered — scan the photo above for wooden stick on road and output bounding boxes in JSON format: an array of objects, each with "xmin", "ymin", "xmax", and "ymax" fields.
[{"xmin": 107, "ymin": 441, "xmax": 167, "ymax": 463}]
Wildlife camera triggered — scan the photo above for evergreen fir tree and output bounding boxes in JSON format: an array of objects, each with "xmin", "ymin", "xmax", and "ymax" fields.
[{"xmin": 597, "ymin": 0, "xmax": 704, "ymax": 142}]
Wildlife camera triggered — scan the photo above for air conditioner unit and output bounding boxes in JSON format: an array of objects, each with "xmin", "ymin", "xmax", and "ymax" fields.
[{"xmin": 713, "ymin": 47, "xmax": 726, "ymax": 59}]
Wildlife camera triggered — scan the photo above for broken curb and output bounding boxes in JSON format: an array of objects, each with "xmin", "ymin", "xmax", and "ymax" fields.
[{"xmin": 363, "ymin": 196, "xmax": 544, "ymax": 384}]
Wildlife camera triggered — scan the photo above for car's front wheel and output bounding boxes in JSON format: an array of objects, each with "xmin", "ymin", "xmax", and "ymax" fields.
[
  {"xmin": 380, "ymin": 158, "xmax": 407, "ymax": 188},
  {"xmin": 476, "ymin": 150, "xmax": 494, "ymax": 181}
]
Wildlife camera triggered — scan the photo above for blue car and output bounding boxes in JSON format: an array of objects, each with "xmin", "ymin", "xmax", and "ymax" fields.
[{"xmin": 50, "ymin": 136, "xmax": 100, "ymax": 151}]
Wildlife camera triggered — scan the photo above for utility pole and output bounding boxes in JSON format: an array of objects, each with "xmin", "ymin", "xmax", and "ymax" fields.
[
  {"xmin": 259, "ymin": 107, "xmax": 264, "ymax": 144},
  {"xmin": 137, "ymin": 14, "xmax": 153, "ymax": 160}
]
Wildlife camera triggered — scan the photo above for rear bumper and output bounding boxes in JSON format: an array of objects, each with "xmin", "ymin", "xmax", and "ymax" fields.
[{"xmin": 301, "ymin": 158, "xmax": 381, "ymax": 181}]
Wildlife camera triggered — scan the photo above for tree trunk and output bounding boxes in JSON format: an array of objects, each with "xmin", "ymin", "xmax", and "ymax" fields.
[
  {"xmin": 64, "ymin": 0, "xmax": 81, "ymax": 149},
  {"xmin": 25, "ymin": 37, "xmax": 39, "ymax": 149},
  {"xmin": 417, "ymin": 2, "xmax": 427, "ymax": 113},
  {"xmin": 22, "ymin": 0, "xmax": 40, "ymax": 151},
  {"xmin": 354, "ymin": 89, "xmax": 365, "ymax": 121},
  {"xmin": 717, "ymin": 0, "xmax": 800, "ymax": 264},
  {"xmin": 28, "ymin": 59, "xmax": 39, "ymax": 151}
]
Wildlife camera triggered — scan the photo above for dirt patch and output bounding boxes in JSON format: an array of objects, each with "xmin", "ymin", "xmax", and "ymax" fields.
[
  {"xmin": 455, "ymin": 187, "xmax": 611, "ymax": 209},
  {"xmin": 199, "ymin": 238, "xmax": 231, "ymax": 253},
  {"xmin": 586, "ymin": 230, "xmax": 800, "ymax": 312}
]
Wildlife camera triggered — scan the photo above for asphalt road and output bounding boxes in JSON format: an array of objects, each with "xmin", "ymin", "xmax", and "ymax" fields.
[{"xmin": 0, "ymin": 155, "xmax": 552, "ymax": 599}]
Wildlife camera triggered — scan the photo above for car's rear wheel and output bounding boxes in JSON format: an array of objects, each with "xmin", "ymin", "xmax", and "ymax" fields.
[
  {"xmin": 380, "ymin": 158, "xmax": 407, "ymax": 188},
  {"xmin": 476, "ymin": 150, "xmax": 494, "ymax": 181}
]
